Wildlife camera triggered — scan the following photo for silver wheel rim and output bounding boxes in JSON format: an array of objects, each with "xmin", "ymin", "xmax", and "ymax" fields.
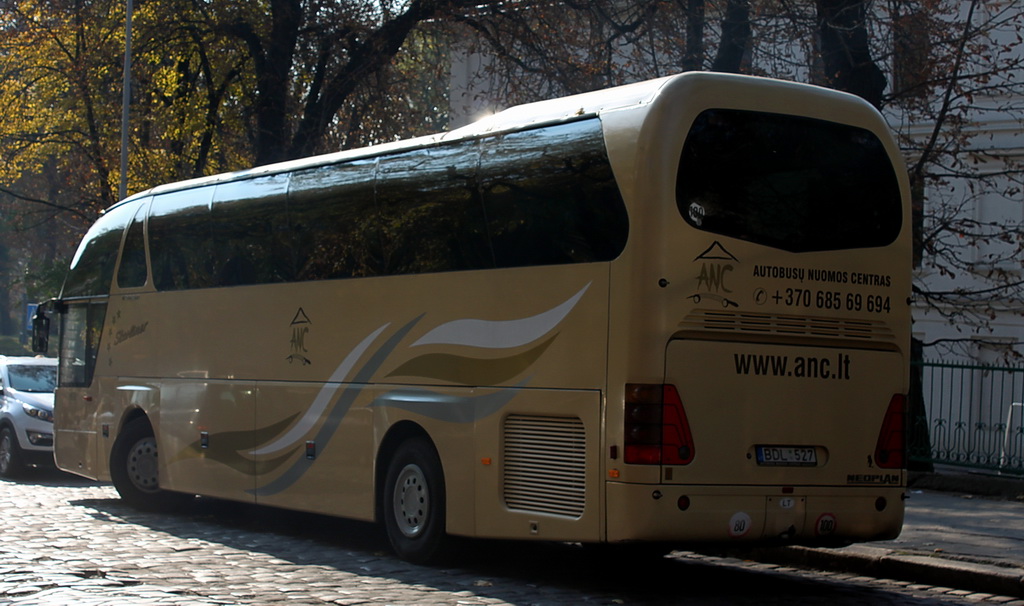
[
  {"xmin": 127, "ymin": 436, "xmax": 159, "ymax": 493},
  {"xmin": 392, "ymin": 463, "xmax": 429, "ymax": 539}
]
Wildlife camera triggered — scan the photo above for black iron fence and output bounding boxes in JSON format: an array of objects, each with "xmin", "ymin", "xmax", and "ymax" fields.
[{"xmin": 909, "ymin": 360, "xmax": 1024, "ymax": 476}]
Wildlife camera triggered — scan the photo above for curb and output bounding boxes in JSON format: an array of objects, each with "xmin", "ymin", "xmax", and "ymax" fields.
[
  {"xmin": 728, "ymin": 544, "xmax": 1024, "ymax": 598},
  {"xmin": 908, "ymin": 470, "xmax": 1024, "ymax": 500}
]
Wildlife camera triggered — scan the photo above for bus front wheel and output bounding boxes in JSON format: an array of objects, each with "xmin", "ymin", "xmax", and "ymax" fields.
[
  {"xmin": 110, "ymin": 417, "xmax": 173, "ymax": 510},
  {"xmin": 383, "ymin": 437, "xmax": 447, "ymax": 563}
]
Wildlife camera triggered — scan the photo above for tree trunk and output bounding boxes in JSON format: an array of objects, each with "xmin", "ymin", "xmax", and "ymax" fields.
[
  {"xmin": 711, "ymin": 0, "xmax": 750, "ymax": 73},
  {"xmin": 251, "ymin": 0, "xmax": 302, "ymax": 167},
  {"xmin": 0, "ymin": 239, "xmax": 13, "ymax": 336},
  {"xmin": 815, "ymin": 0, "xmax": 887, "ymax": 108},
  {"xmin": 682, "ymin": 0, "xmax": 705, "ymax": 72}
]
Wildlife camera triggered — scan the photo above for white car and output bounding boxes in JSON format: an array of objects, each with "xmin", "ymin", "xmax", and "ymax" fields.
[{"xmin": 0, "ymin": 356, "xmax": 58, "ymax": 477}]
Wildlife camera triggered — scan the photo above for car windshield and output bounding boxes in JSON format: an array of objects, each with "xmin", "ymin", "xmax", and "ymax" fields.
[{"xmin": 7, "ymin": 365, "xmax": 57, "ymax": 393}]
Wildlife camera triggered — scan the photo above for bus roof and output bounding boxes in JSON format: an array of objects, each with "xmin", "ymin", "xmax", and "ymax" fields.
[{"xmin": 111, "ymin": 72, "xmax": 856, "ymax": 212}]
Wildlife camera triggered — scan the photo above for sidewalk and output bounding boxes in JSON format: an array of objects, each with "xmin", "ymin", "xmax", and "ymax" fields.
[{"xmin": 734, "ymin": 472, "xmax": 1024, "ymax": 598}]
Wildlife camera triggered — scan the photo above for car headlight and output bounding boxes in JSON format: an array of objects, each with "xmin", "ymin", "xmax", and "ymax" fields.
[{"xmin": 22, "ymin": 403, "xmax": 54, "ymax": 423}]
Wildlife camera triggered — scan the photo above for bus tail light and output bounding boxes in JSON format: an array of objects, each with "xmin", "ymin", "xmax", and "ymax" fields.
[
  {"xmin": 624, "ymin": 384, "xmax": 695, "ymax": 465},
  {"xmin": 874, "ymin": 394, "xmax": 906, "ymax": 469}
]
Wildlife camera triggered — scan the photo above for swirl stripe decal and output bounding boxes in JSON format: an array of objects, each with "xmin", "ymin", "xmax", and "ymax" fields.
[
  {"xmin": 253, "ymin": 316, "xmax": 422, "ymax": 496},
  {"xmin": 251, "ymin": 323, "xmax": 390, "ymax": 456},
  {"xmin": 386, "ymin": 334, "xmax": 557, "ymax": 385},
  {"xmin": 368, "ymin": 384, "xmax": 524, "ymax": 423},
  {"xmin": 410, "ymin": 283, "xmax": 590, "ymax": 349}
]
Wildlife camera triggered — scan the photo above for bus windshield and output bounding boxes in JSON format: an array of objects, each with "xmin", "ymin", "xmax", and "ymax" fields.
[{"xmin": 676, "ymin": 108, "xmax": 902, "ymax": 252}]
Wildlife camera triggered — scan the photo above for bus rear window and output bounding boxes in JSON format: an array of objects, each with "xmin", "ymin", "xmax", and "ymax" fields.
[{"xmin": 676, "ymin": 109, "xmax": 902, "ymax": 252}]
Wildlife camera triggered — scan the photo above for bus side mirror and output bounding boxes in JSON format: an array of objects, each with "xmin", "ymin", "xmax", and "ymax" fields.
[{"xmin": 31, "ymin": 309, "xmax": 50, "ymax": 354}]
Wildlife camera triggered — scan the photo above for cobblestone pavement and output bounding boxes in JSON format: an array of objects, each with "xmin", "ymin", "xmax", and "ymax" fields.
[{"xmin": 0, "ymin": 472, "xmax": 1021, "ymax": 606}]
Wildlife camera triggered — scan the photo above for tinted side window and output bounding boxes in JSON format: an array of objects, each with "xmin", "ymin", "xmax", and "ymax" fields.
[
  {"xmin": 677, "ymin": 109, "xmax": 903, "ymax": 252},
  {"xmin": 212, "ymin": 175, "xmax": 292, "ymax": 286},
  {"xmin": 288, "ymin": 158, "xmax": 379, "ymax": 281},
  {"xmin": 149, "ymin": 188, "xmax": 216, "ymax": 290},
  {"xmin": 116, "ymin": 201, "xmax": 150, "ymax": 289},
  {"xmin": 135, "ymin": 118, "xmax": 629, "ymax": 290},
  {"xmin": 62, "ymin": 202, "xmax": 138, "ymax": 297},
  {"xmin": 375, "ymin": 141, "xmax": 492, "ymax": 275},
  {"xmin": 479, "ymin": 119, "xmax": 629, "ymax": 267}
]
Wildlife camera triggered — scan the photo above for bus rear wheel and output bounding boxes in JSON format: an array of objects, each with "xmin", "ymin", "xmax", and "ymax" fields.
[
  {"xmin": 110, "ymin": 417, "xmax": 176, "ymax": 510},
  {"xmin": 383, "ymin": 437, "xmax": 447, "ymax": 564}
]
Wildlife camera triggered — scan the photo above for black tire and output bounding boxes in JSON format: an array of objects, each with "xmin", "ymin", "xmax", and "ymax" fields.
[
  {"xmin": 383, "ymin": 437, "xmax": 447, "ymax": 564},
  {"xmin": 0, "ymin": 425, "xmax": 25, "ymax": 478},
  {"xmin": 110, "ymin": 417, "xmax": 184, "ymax": 510}
]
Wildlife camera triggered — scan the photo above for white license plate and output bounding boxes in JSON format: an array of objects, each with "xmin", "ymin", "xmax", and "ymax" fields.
[{"xmin": 756, "ymin": 445, "xmax": 817, "ymax": 466}]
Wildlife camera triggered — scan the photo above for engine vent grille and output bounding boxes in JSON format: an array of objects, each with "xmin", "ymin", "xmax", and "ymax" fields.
[
  {"xmin": 680, "ymin": 310, "xmax": 894, "ymax": 341},
  {"xmin": 503, "ymin": 415, "xmax": 586, "ymax": 519}
]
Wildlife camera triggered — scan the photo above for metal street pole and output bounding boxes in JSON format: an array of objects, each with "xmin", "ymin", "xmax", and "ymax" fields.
[{"xmin": 118, "ymin": 0, "xmax": 133, "ymax": 201}]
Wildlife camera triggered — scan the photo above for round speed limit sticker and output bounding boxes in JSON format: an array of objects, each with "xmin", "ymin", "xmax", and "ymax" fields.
[
  {"xmin": 728, "ymin": 512, "xmax": 752, "ymax": 537},
  {"xmin": 815, "ymin": 513, "xmax": 838, "ymax": 536}
]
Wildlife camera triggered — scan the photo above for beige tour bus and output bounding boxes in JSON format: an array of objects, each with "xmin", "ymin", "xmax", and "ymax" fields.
[{"xmin": 34, "ymin": 72, "xmax": 911, "ymax": 563}]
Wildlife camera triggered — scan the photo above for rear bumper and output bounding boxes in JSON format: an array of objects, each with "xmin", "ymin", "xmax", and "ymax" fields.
[{"xmin": 606, "ymin": 482, "xmax": 905, "ymax": 544}]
